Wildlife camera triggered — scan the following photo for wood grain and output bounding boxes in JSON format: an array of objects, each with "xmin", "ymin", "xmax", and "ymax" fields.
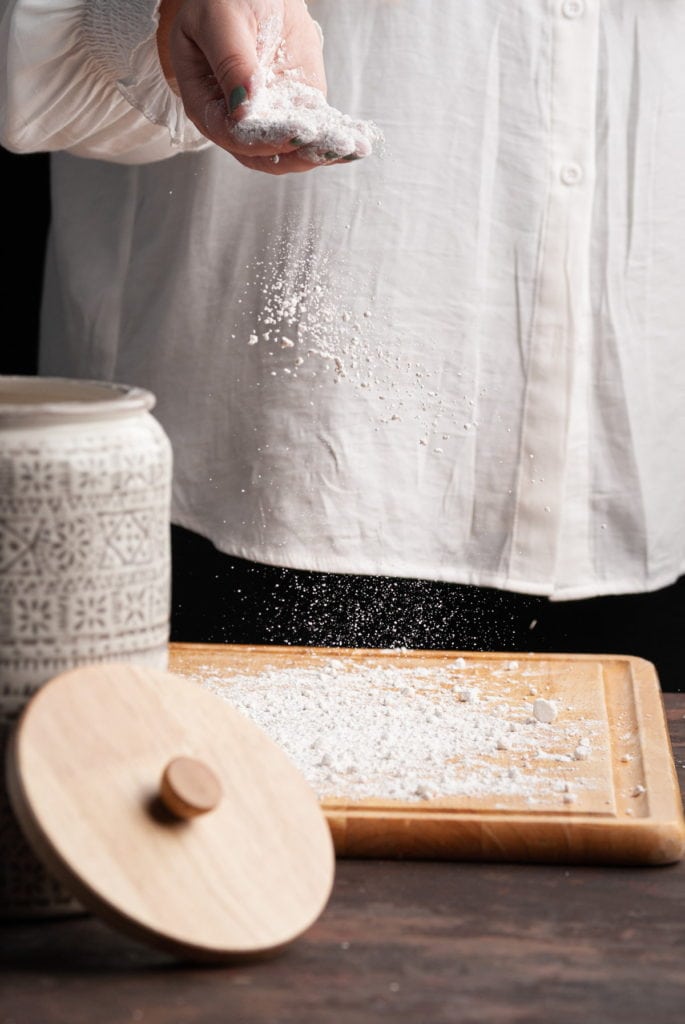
[
  {"xmin": 3, "ymin": 697, "xmax": 685, "ymax": 1024},
  {"xmin": 6, "ymin": 664, "xmax": 335, "ymax": 962},
  {"xmin": 2, "ymin": 697, "xmax": 684, "ymax": 1023},
  {"xmin": 169, "ymin": 642, "xmax": 685, "ymax": 866}
]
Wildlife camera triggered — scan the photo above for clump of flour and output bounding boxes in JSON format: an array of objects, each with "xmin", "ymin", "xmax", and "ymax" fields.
[
  {"xmin": 232, "ymin": 71, "xmax": 383, "ymax": 162},
  {"xmin": 229, "ymin": 21, "xmax": 383, "ymax": 162},
  {"xmin": 533, "ymin": 697, "xmax": 557, "ymax": 724},
  {"xmin": 191, "ymin": 659, "xmax": 603, "ymax": 806}
]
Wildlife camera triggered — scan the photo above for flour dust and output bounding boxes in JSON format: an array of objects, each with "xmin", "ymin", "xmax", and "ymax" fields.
[{"xmin": 193, "ymin": 657, "xmax": 605, "ymax": 806}]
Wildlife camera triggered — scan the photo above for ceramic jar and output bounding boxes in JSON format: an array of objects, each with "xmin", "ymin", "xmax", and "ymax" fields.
[{"xmin": 0, "ymin": 376, "xmax": 172, "ymax": 916}]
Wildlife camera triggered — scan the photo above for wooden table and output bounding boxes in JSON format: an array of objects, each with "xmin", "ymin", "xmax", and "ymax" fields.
[{"xmin": 2, "ymin": 696, "xmax": 684, "ymax": 1024}]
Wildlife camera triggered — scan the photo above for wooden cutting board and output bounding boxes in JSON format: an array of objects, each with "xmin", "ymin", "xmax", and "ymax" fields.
[{"xmin": 169, "ymin": 643, "xmax": 685, "ymax": 866}]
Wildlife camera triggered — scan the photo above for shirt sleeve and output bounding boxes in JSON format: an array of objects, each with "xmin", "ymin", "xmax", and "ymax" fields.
[{"xmin": 0, "ymin": 0, "xmax": 210, "ymax": 164}]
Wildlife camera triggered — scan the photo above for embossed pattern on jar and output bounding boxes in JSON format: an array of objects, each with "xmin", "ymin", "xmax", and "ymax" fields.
[{"xmin": 0, "ymin": 376, "xmax": 172, "ymax": 917}]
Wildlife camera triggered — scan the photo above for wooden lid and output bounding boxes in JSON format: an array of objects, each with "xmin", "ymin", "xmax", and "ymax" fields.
[{"xmin": 6, "ymin": 664, "xmax": 335, "ymax": 962}]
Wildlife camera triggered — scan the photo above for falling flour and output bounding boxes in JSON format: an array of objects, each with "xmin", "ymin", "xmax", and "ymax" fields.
[
  {"xmin": 225, "ymin": 25, "xmax": 470, "ymax": 453},
  {"xmin": 235, "ymin": 225, "xmax": 385, "ymax": 382},
  {"xmin": 190, "ymin": 659, "xmax": 604, "ymax": 807},
  {"xmin": 232, "ymin": 219, "xmax": 465, "ymax": 453}
]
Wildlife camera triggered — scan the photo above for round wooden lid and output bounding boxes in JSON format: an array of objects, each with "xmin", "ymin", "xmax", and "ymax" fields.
[{"xmin": 6, "ymin": 664, "xmax": 335, "ymax": 962}]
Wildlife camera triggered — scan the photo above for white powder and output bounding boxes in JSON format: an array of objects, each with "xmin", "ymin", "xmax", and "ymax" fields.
[
  {"xmin": 226, "ymin": 41, "xmax": 501, "ymax": 516},
  {"xmin": 232, "ymin": 223, "xmax": 406, "ymax": 403},
  {"xmin": 232, "ymin": 218, "xmax": 464, "ymax": 458},
  {"xmin": 457, "ymin": 686, "xmax": 479, "ymax": 703},
  {"xmin": 533, "ymin": 697, "xmax": 557, "ymax": 724},
  {"xmin": 190, "ymin": 658, "xmax": 603, "ymax": 806},
  {"xmin": 229, "ymin": 24, "xmax": 383, "ymax": 163},
  {"xmin": 232, "ymin": 72, "xmax": 383, "ymax": 163}
]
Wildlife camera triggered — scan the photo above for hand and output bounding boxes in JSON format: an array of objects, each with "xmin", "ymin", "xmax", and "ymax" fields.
[{"xmin": 157, "ymin": 0, "xmax": 328, "ymax": 174}]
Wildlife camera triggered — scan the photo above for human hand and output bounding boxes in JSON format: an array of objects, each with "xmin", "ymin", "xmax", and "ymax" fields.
[{"xmin": 157, "ymin": 0, "xmax": 330, "ymax": 174}]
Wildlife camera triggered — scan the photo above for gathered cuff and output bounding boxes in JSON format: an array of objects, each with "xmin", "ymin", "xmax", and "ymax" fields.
[{"xmin": 83, "ymin": 0, "xmax": 208, "ymax": 151}]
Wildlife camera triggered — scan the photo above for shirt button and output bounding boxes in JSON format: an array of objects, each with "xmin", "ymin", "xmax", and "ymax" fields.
[
  {"xmin": 560, "ymin": 162, "xmax": 583, "ymax": 186},
  {"xmin": 561, "ymin": 0, "xmax": 585, "ymax": 17}
]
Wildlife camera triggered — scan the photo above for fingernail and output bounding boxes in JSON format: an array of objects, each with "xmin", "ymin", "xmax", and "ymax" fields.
[
  {"xmin": 324, "ymin": 151, "xmax": 339, "ymax": 161},
  {"xmin": 342, "ymin": 153, "xmax": 361, "ymax": 162},
  {"xmin": 229, "ymin": 85, "xmax": 248, "ymax": 113},
  {"xmin": 290, "ymin": 137, "xmax": 303, "ymax": 146}
]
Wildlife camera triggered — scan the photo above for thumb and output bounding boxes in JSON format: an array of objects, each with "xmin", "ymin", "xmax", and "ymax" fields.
[
  {"xmin": 170, "ymin": 4, "xmax": 260, "ymax": 133},
  {"xmin": 200, "ymin": 11, "xmax": 260, "ymax": 118}
]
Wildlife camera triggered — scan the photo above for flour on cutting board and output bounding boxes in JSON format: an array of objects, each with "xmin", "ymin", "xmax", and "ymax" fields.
[{"xmin": 188, "ymin": 658, "xmax": 606, "ymax": 807}]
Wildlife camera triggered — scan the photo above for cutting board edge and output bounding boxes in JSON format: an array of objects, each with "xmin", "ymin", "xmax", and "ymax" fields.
[
  {"xmin": 324, "ymin": 810, "xmax": 685, "ymax": 866},
  {"xmin": 169, "ymin": 642, "xmax": 656, "ymax": 664}
]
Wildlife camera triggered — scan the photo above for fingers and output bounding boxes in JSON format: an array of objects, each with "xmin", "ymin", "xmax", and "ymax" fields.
[
  {"xmin": 232, "ymin": 151, "xmax": 354, "ymax": 176},
  {"xmin": 202, "ymin": 97, "xmax": 306, "ymax": 157}
]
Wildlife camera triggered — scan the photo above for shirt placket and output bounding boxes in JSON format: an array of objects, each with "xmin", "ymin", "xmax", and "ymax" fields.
[{"xmin": 508, "ymin": 0, "xmax": 599, "ymax": 590}]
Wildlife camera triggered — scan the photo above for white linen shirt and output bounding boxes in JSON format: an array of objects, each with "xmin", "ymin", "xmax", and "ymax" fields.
[{"xmin": 2, "ymin": 0, "xmax": 684, "ymax": 599}]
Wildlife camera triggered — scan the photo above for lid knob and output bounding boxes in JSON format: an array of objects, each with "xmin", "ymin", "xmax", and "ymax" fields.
[{"xmin": 159, "ymin": 756, "xmax": 222, "ymax": 820}]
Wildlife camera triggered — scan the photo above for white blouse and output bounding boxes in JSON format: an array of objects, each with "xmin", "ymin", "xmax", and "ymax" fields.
[{"xmin": 2, "ymin": 0, "xmax": 684, "ymax": 600}]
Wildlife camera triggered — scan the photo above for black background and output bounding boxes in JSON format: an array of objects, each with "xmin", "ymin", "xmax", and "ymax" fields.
[
  {"xmin": 3, "ymin": 147, "xmax": 48, "ymax": 377},
  {"xmin": 2, "ymin": 145, "xmax": 683, "ymax": 691}
]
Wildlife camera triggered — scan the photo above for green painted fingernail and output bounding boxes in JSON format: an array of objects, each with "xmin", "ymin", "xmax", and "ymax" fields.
[
  {"xmin": 290, "ymin": 137, "xmax": 303, "ymax": 146},
  {"xmin": 343, "ymin": 153, "xmax": 361, "ymax": 162},
  {"xmin": 229, "ymin": 85, "xmax": 248, "ymax": 112},
  {"xmin": 324, "ymin": 150, "xmax": 339, "ymax": 161}
]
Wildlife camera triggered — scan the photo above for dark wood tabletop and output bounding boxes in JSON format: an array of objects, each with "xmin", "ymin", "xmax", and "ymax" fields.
[{"xmin": 3, "ymin": 695, "xmax": 685, "ymax": 1024}]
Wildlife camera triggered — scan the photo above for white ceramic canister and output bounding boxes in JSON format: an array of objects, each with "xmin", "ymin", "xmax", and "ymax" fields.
[{"xmin": 0, "ymin": 376, "xmax": 172, "ymax": 916}]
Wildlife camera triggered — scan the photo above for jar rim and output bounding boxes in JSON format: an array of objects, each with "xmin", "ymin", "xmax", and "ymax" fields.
[{"xmin": 0, "ymin": 376, "xmax": 156, "ymax": 421}]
